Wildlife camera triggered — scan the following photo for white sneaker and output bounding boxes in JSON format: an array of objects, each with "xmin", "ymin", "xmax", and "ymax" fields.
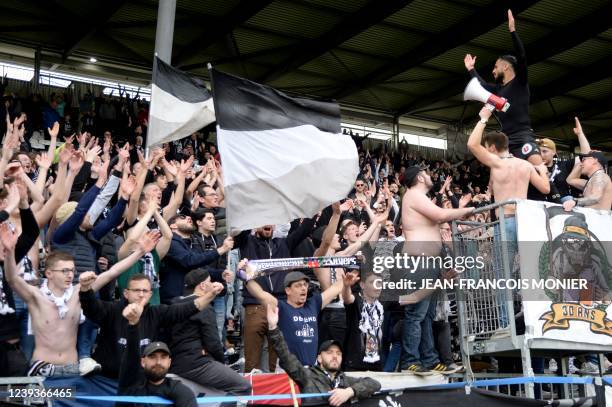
[{"xmin": 79, "ymin": 357, "xmax": 101, "ymax": 376}]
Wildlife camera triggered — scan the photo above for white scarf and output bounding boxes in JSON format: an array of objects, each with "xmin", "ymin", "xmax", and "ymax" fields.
[
  {"xmin": 28, "ymin": 279, "xmax": 85, "ymax": 334},
  {"xmin": 0, "ymin": 266, "xmax": 15, "ymax": 315},
  {"xmin": 358, "ymin": 294, "xmax": 384, "ymax": 363}
]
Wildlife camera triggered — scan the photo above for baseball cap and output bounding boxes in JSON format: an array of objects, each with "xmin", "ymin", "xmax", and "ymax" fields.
[
  {"xmin": 579, "ymin": 151, "xmax": 608, "ymax": 169},
  {"xmin": 403, "ymin": 165, "xmax": 427, "ymax": 187},
  {"xmin": 142, "ymin": 341, "xmax": 170, "ymax": 357},
  {"xmin": 318, "ymin": 339, "xmax": 342, "ymax": 354},
  {"xmin": 562, "ymin": 215, "xmax": 590, "ymax": 241},
  {"xmin": 284, "ymin": 271, "xmax": 310, "ymax": 288},
  {"xmin": 183, "ymin": 268, "xmax": 210, "ymax": 294},
  {"xmin": 537, "ymin": 138, "xmax": 556, "ymax": 151}
]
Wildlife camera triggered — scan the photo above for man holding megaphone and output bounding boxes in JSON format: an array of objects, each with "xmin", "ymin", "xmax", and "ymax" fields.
[{"xmin": 464, "ymin": 10, "xmax": 543, "ymax": 166}]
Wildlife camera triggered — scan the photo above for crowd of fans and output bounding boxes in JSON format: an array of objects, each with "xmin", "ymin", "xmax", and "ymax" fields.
[{"xmin": 0, "ymin": 65, "xmax": 610, "ymax": 406}]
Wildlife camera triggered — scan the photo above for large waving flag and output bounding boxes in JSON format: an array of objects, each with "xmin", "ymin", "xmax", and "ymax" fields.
[
  {"xmin": 147, "ymin": 57, "xmax": 215, "ymax": 147},
  {"xmin": 210, "ymin": 68, "xmax": 359, "ymax": 235}
]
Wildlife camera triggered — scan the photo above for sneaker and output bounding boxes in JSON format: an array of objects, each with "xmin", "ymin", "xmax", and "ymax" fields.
[
  {"xmin": 79, "ymin": 357, "xmax": 101, "ymax": 376},
  {"xmin": 448, "ymin": 363, "xmax": 464, "ymax": 373},
  {"xmin": 429, "ymin": 363, "xmax": 458, "ymax": 374},
  {"xmin": 577, "ymin": 361, "xmax": 599, "ymax": 375},
  {"xmin": 490, "ymin": 327, "xmax": 511, "ymax": 339},
  {"xmin": 402, "ymin": 364, "xmax": 433, "ymax": 376}
]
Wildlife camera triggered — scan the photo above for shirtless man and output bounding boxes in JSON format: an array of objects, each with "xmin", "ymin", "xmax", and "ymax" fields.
[
  {"xmin": 467, "ymin": 105, "xmax": 550, "ymax": 335},
  {"xmin": 564, "ymin": 151, "xmax": 611, "ymax": 211},
  {"xmin": 2, "ymin": 236, "xmax": 81, "ymax": 376},
  {"xmin": 399, "ymin": 166, "xmax": 474, "ymax": 375},
  {"xmin": 0, "ymin": 225, "xmax": 157, "ymax": 377}
]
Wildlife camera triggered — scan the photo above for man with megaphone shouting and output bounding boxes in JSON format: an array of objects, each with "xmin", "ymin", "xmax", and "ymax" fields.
[{"xmin": 464, "ymin": 10, "xmax": 543, "ymax": 166}]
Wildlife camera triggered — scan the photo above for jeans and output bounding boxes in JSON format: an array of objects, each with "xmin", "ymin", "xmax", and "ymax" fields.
[
  {"xmin": 77, "ymin": 318, "xmax": 98, "ymax": 360},
  {"xmin": 382, "ymin": 312, "xmax": 402, "ymax": 372},
  {"xmin": 13, "ymin": 294, "xmax": 34, "ymax": 362},
  {"xmin": 433, "ymin": 320, "xmax": 453, "ymax": 365},
  {"xmin": 213, "ymin": 295, "xmax": 227, "ymax": 343},
  {"xmin": 400, "ymin": 295, "xmax": 439, "ymax": 368},
  {"xmin": 492, "ymin": 216, "xmax": 518, "ymax": 328}
]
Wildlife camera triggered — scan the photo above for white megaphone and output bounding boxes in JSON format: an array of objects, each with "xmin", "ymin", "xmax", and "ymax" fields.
[{"xmin": 463, "ymin": 77, "xmax": 510, "ymax": 112}]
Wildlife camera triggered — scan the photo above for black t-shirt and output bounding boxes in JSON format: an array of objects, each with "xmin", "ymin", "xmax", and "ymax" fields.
[{"xmin": 470, "ymin": 32, "xmax": 532, "ymax": 143}]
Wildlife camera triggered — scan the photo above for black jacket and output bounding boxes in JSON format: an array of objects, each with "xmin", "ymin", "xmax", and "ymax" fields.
[
  {"xmin": 118, "ymin": 324, "xmax": 196, "ymax": 407},
  {"xmin": 269, "ymin": 327, "xmax": 381, "ymax": 406},
  {"xmin": 235, "ymin": 218, "xmax": 315, "ymax": 305},
  {"xmin": 79, "ymin": 289, "xmax": 200, "ymax": 379},
  {"xmin": 169, "ymin": 295, "xmax": 224, "ymax": 374}
]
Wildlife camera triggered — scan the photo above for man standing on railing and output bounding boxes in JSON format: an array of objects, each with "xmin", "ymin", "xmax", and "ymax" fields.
[
  {"xmin": 467, "ymin": 105, "xmax": 550, "ymax": 338},
  {"xmin": 463, "ymin": 9, "xmax": 542, "ymax": 166},
  {"xmin": 399, "ymin": 165, "xmax": 475, "ymax": 375}
]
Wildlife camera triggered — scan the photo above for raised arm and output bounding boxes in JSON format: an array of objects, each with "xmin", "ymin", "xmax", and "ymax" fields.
[
  {"xmin": 241, "ymin": 260, "xmax": 278, "ymax": 307},
  {"xmin": 467, "ymin": 107, "xmax": 502, "ymax": 169},
  {"xmin": 313, "ymin": 202, "xmax": 342, "ymax": 257},
  {"xmin": 508, "ymin": 10, "xmax": 528, "ymax": 84},
  {"xmin": 162, "ymin": 156, "xmax": 193, "ymax": 221},
  {"xmin": 118, "ymin": 201, "xmax": 157, "ymax": 260},
  {"xmin": 530, "ymin": 164, "xmax": 551, "ymax": 194},
  {"xmin": 565, "ymin": 159, "xmax": 587, "ymax": 190},
  {"xmin": 152, "ymin": 209, "xmax": 173, "ymax": 259},
  {"xmin": 266, "ymin": 305, "xmax": 308, "ymax": 387},
  {"xmin": 0, "ymin": 222, "xmax": 40, "ymax": 304},
  {"xmin": 341, "ymin": 271, "xmax": 359, "ymax": 305},
  {"xmin": 93, "ymin": 231, "xmax": 160, "ymax": 292},
  {"xmin": 573, "ymin": 117, "xmax": 592, "ymax": 154}
]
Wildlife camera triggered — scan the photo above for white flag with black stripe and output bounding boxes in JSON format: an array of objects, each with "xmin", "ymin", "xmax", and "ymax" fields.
[
  {"xmin": 147, "ymin": 57, "xmax": 215, "ymax": 147},
  {"xmin": 210, "ymin": 68, "xmax": 359, "ymax": 234}
]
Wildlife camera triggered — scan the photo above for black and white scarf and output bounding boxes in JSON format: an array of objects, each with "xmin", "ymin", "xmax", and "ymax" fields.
[
  {"xmin": 140, "ymin": 253, "xmax": 159, "ymax": 289},
  {"xmin": 0, "ymin": 266, "xmax": 15, "ymax": 315},
  {"xmin": 358, "ymin": 294, "xmax": 384, "ymax": 363}
]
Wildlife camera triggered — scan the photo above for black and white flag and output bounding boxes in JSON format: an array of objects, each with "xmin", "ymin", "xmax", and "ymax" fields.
[
  {"xmin": 210, "ymin": 68, "xmax": 358, "ymax": 234},
  {"xmin": 147, "ymin": 57, "xmax": 215, "ymax": 147}
]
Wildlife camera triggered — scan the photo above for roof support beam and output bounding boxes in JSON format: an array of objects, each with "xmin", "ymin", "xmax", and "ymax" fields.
[
  {"xmin": 258, "ymin": 0, "xmax": 415, "ymax": 83},
  {"xmin": 63, "ymin": 0, "xmax": 129, "ymax": 59},
  {"xmin": 332, "ymin": 0, "xmax": 539, "ymax": 100},
  {"xmin": 173, "ymin": 0, "xmax": 274, "ymax": 68},
  {"xmin": 395, "ymin": 2, "xmax": 612, "ymax": 116}
]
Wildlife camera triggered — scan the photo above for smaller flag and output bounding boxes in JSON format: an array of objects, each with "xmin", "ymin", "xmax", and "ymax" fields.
[
  {"xmin": 147, "ymin": 57, "xmax": 215, "ymax": 148},
  {"xmin": 210, "ymin": 68, "xmax": 359, "ymax": 234}
]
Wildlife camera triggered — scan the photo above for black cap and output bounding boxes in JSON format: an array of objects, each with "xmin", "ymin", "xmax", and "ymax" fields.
[
  {"xmin": 142, "ymin": 341, "xmax": 170, "ymax": 357},
  {"xmin": 579, "ymin": 151, "xmax": 608, "ymax": 169},
  {"xmin": 283, "ymin": 271, "xmax": 310, "ymax": 288},
  {"xmin": 184, "ymin": 268, "xmax": 210, "ymax": 294},
  {"xmin": 318, "ymin": 339, "xmax": 342, "ymax": 354},
  {"xmin": 403, "ymin": 165, "xmax": 427, "ymax": 187}
]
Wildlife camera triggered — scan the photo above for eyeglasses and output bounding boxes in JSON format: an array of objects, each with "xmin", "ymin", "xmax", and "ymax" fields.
[
  {"xmin": 355, "ymin": 183, "xmax": 364, "ymax": 187},
  {"xmin": 126, "ymin": 288, "xmax": 151, "ymax": 294},
  {"xmin": 50, "ymin": 268, "xmax": 75, "ymax": 275},
  {"xmin": 205, "ymin": 192, "xmax": 218, "ymax": 197}
]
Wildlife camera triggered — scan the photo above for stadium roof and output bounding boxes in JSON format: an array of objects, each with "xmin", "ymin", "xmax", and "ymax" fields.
[{"xmin": 0, "ymin": 0, "xmax": 610, "ymax": 149}]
